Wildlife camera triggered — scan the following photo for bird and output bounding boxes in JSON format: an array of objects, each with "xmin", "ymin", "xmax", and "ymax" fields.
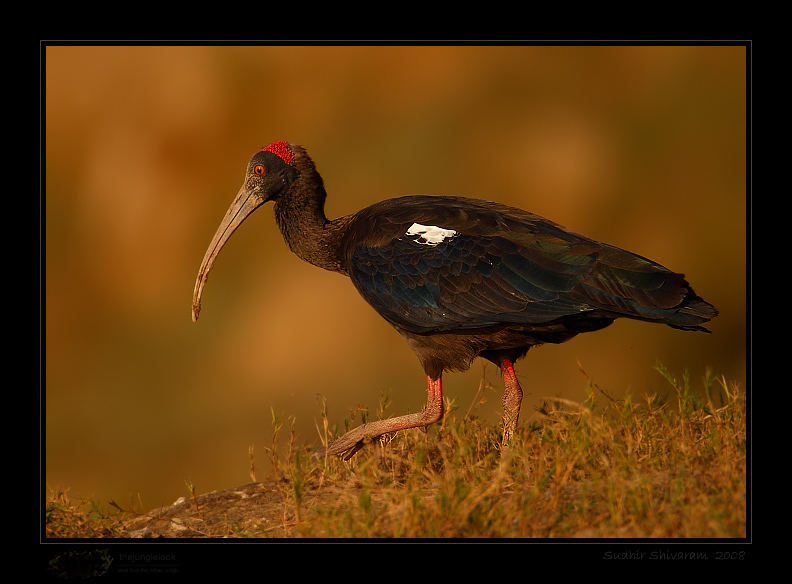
[{"xmin": 192, "ymin": 141, "xmax": 718, "ymax": 460}]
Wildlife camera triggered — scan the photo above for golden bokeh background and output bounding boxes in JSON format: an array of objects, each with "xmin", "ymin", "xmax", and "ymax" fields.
[{"xmin": 45, "ymin": 45, "xmax": 746, "ymax": 511}]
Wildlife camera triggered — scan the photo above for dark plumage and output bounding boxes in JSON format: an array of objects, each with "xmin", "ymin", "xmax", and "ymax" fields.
[{"xmin": 193, "ymin": 141, "xmax": 717, "ymax": 459}]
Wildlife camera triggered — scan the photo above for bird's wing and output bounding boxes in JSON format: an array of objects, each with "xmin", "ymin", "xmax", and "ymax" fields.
[{"xmin": 346, "ymin": 196, "xmax": 713, "ymax": 334}]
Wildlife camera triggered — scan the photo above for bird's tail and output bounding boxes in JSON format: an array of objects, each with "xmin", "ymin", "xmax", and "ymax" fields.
[{"xmin": 664, "ymin": 290, "xmax": 719, "ymax": 332}]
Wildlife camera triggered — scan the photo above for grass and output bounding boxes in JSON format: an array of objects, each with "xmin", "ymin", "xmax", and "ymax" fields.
[
  {"xmin": 45, "ymin": 488, "xmax": 131, "ymax": 538},
  {"xmin": 45, "ymin": 363, "xmax": 746, "ymax": 538}
]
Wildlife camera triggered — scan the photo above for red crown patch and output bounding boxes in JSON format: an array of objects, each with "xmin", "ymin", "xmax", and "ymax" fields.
[{"xmin": 260, "ymin": 141, "xmax": 295, "ymax": 165}]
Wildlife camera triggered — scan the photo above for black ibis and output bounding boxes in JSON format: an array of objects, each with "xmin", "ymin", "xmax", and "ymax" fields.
[{"xmin": 192, "ymin": 141, "xmax": 717, "ymax": 459}]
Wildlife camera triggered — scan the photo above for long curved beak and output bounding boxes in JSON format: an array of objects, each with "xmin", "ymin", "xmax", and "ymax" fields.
[{"xmin": 192, "ymin": 187, "xmax": 265, "ymax": 322}]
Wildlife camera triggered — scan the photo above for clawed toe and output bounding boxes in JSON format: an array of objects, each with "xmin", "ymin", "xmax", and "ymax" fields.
[{"xmin": 314, "ymin": 426, "xmax": 373, "ymax": 460}]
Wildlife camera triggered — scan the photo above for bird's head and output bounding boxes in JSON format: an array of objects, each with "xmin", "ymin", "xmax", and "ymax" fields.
[
  {"xmin": 242, "ymin": 141, "xmax": 300, "ymax": 204},
  {"xmin": 191, "ymin": 141, "xmax": 301, "ymax": 322}
]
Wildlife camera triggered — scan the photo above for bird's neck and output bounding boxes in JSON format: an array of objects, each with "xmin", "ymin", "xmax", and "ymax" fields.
[{"xmin": 273, "ymin": 175, "xmax": 349, "ymax": 276}]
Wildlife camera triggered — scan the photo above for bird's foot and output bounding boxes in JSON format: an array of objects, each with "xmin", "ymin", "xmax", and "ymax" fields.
[
  {"xmin": 314, "ymin": 378, "xmax": 444, "ymax": 461},
  {"xmin": 313, "ymin": 423, "xmax": 378, "ymax": 461}
]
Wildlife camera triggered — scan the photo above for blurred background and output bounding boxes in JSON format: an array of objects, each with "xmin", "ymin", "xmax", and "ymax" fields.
[{"xmin": 45, "ymin": 46, "xmax": 746, "ymax": 512}]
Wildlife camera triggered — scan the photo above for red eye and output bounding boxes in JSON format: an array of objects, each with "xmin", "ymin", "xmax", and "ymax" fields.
[{"xmin": 254, "ymin": 165, "xmax": 265, "ymax": 175}]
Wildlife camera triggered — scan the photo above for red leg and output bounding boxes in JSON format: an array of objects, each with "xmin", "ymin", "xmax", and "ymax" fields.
[
  {"xmin": 500, "ymin": 359, "xmax": 523, "ymax": 447},
  {"xmin": 318, "ymin": 376, "xmax": 444, "ymax": 460}
]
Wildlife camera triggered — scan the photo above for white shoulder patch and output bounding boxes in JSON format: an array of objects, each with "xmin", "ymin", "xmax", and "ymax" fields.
[{"xmin": 405, "ymin": 223, "xmax": 458, "ymax": 245}]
